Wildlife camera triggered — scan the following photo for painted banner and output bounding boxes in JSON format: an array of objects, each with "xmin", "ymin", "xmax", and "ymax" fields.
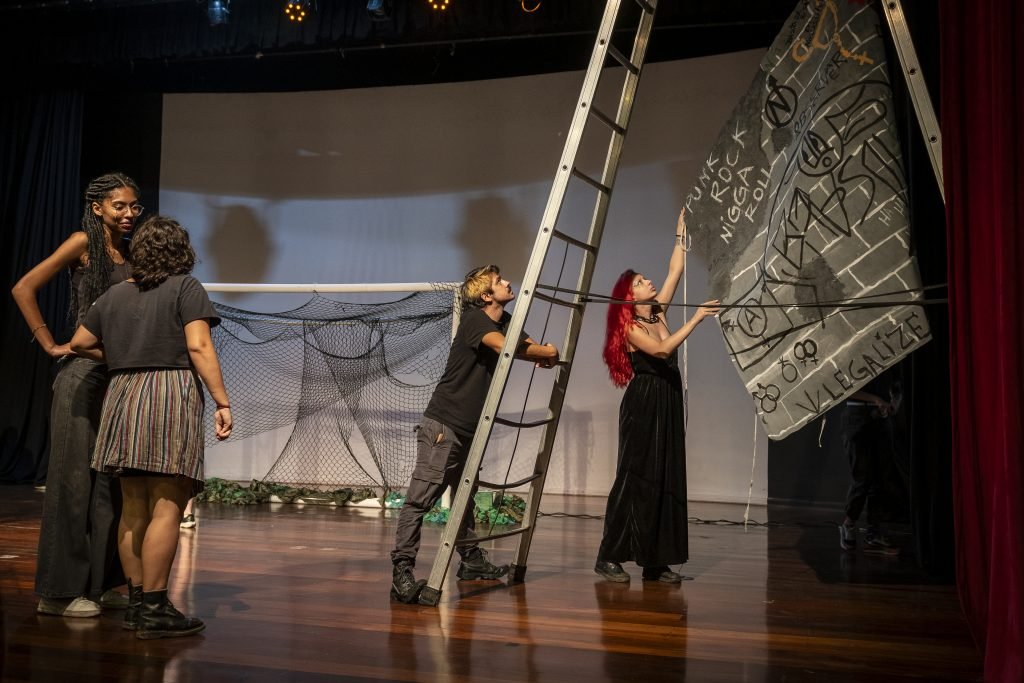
[{"xmin": 684, "ymin": 0, "xmax": 930, "ymax": 439}]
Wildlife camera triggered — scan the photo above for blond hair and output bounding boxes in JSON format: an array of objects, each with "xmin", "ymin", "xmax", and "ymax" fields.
[{"xmin": 461, "ymin": 265, "xmax": 501, "ymax": 309}]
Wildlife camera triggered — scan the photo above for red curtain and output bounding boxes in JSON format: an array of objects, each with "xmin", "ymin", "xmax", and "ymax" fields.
[{"xmin": 941, "ymin": 1, "xmax": 1024, "ymax": 681}]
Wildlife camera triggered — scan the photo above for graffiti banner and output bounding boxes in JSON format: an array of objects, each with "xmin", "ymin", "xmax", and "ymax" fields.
[{"xmin": 684, "ymin": 0, "xmax": 930, "ymax": 439}]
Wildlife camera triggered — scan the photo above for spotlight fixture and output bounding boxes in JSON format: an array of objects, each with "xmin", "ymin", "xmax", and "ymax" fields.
[
  {"xmin": 285, "ymin": 0, "xmax": 314, "ymax": 22},
  {"xmin": 428, "ymin": 0, "xmax": 449, "ymax": 10},
  {"xmin": 367, "ymin": 0, "xmax": 391, "ymax": 21},
  {"xmin": 207, "ymin": 0, "xmax": 229, "ymax": 26}
]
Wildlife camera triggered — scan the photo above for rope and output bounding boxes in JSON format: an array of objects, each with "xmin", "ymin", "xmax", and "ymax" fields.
[{"xmin": 743, "ymin": 411, "xmax": 758, "ymax": 528}]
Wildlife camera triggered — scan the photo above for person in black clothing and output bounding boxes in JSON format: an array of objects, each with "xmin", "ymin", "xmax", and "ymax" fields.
[
  {"xmin": 838, "ymin": 370, "xmax": 901, "ymax": 555},
  {"xmin": 11, "ymin": 172, "xmax": 140, "ymax": 618},
  {"xmin": 597, "ymin": 208, "xmax": 719, "ymax": 583},
  {"xmin": 390, "ymin": 265, "xmax": 559, "ymax": 603}
]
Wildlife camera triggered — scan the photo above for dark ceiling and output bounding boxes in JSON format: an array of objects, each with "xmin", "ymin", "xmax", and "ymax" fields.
[{"xmin": 2, "ymin": 0, "xmax": 801, "ymax": 92}]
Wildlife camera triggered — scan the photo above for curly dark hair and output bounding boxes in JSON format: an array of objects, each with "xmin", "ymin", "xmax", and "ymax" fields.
[
  {"xmin": 72, "ymin": 172, "xmax": 140, "ymax": 319},
  {"xmin": 129, "ymin": 215, "xmax": 197, "ymax": 291}
]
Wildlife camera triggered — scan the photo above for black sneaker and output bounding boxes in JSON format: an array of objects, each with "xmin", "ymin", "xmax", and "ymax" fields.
[
  {"xmin": 642, "ymin": 566, "xmax": 684, "ymax": 583},
  {"xmin": 839, "ymin": 522, "xmax": 856, "ymax": 551},
  {"xmin": 391, "ymin": 561, "xmax": 426, "ymax": 603},
  {"xmin": 594, "ymin": 560, "xmax": 630, "ymax": 583},
  {"xmin": 864, "ymin": 528, "xmax": 899, "ymax": 556},
  {"xmin": 456, "ymin": 548, "xmax": 508, "ymax": 580}
]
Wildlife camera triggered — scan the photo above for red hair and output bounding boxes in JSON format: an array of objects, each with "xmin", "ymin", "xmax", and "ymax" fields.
[{"xmin": 603, "ymin": 269, "xmax": 637, "ymax": 388}]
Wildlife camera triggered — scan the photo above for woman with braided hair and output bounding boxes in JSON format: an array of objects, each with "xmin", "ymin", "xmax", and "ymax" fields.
[
  {"xmin": 11, "ymin": 172, "xmax": 141, "ymax": 617},
  {"xmin": 595, "ymin": 208, "xmax": 720, "ymax": 584}
]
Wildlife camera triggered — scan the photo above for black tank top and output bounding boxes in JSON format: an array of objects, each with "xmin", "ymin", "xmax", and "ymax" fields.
[{"xmin": 71, "ymin": 260, "xmax": 132, "ymax": 325}]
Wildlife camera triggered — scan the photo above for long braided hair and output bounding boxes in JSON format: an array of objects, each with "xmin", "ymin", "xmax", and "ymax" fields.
[{"xmin": 72, "ymin": 173, "xmax": 140, "ymax": 321}]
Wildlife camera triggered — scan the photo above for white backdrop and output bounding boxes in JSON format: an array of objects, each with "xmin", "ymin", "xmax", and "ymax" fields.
[{"xmin": 160, "ymin": 49, "xmax": 770, "ymax": 504}]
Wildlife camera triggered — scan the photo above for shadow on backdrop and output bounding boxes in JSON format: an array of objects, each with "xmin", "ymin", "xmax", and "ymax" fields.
[
  {"xmin": 455, "ymin": 195, "xmax": 533, "ymax": 283},
  {"xmin": 203, "ymin": 204, "xmax": 274, "ymax": 304}
]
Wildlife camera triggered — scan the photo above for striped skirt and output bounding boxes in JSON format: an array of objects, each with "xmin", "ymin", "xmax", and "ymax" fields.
[{"xmin": 92, "ymin": 368, "xmax": 205, "ymax": 496}]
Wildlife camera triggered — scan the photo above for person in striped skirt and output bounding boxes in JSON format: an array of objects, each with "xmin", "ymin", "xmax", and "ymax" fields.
[{"xmin": 71, "ymin": 215, "xmax": 232, "ymax": 639}]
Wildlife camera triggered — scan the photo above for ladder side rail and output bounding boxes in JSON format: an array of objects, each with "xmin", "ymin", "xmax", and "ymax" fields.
[
  {"xmin": 510, "ymin": 1, "xmax": 660, "ymax": 578},
  {"xmin": 421, "ymin": 0, "xmax": 629, "ymax": 599},
  {"xmin": 880, "ymin": 0, "xmax": 944, "ymax": 202}
]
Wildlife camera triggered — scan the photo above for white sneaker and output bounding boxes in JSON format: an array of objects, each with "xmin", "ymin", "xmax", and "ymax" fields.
[{"xmin": 37, "ymin": 596, "xmax": 101, "ymax": 618}]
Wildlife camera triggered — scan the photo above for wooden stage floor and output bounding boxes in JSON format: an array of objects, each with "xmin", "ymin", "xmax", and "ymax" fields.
[{"xmin": 0, "ymin": 486, "xmax": 981, "ymax": 682}]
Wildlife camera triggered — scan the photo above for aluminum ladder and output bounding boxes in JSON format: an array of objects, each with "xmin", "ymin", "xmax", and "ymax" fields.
[{"xmin": 418, "ymin": 0, "xmax": 660, "ymax": 606}]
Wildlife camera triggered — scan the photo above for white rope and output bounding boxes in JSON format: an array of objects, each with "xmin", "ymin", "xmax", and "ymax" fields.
[
  {"xmin": 682, "ymin": 237, "xmax": 689, "ymax": 430},
  {"xmin": 743, "ymin": 411, "xmax": 758, "ymax": 529}
]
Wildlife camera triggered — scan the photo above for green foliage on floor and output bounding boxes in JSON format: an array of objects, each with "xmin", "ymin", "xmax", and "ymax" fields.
[
  {"xmin": 196, "ymin": 478, "xmax": 376, "ymax": 506},
  {"xmin": 422, "ymin": 494, "xmax": 526, "ymax": 526},
  {"xmin": 195, "ymin": 480, "xmax": 525, "ymax": 525}
]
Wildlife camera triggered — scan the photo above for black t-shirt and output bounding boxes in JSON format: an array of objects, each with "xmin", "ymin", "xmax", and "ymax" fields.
[
  {"xmin": 82, "ymin": 275, "xmax": 220, "ymax": 371},
  {"xmin": 424, "ymin": 307, "xmax": 527, "ymax": 438}
]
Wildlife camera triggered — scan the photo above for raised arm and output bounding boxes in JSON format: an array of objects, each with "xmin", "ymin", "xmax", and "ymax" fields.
[
  {"xmin": 628, "ymin": 300, "xmax": 720, "ymax": 359},
  {"xmin": 185, "ymin": 319, "xmax": 233, "ymax": 440},
  {"xmin": 481, "ymin": 332, "xmax": 560, "ymax": 368},
  {"xmin": 850, "ymin": 390, "xmax": 895, "ymax": 417},
  {"xmin": 11, "ymin": 232, "xmax": 89, "ymax": 357},
  {"xmin": 655, "ymin": 209, "xmax": 688, "ymax": 307}
]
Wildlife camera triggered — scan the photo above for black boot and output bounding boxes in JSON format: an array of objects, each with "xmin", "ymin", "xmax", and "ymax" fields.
[
  {"xmin": 122, "ymin": 580, "xmax": 144, "ymax": 631},
  {"xmin": 136, "ymin": 589, "xmax": 205, "ymax": 640},
  {"xmin": 391, "ymin": 561, "xmax": 426, "ymax": 603},
  {"xmin": 456, "ymin": 547, "xmax": 508, "ymax": 580}
]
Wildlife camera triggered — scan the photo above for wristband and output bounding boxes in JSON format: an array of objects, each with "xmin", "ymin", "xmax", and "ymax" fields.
[{"xmin": 29, "ymin": 322, "xmax": 48, "ymax": 342}]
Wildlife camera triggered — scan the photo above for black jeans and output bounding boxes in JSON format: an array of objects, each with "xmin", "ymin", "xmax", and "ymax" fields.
[
  {"xmin": 35, "ymin": 357, "xmax": 124, "ymax": 599},
  {"xmin": 390, "ymin": 417, "xmax": 478, "ymax": 566},
  {"xmin": 842, "ymin": 406, "xmax": 894, "ymax": 526}
]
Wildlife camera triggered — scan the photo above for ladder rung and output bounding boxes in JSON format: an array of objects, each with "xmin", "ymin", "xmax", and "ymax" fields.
[
  {"xmin": 571, "ymin": 167, "xmax": 611, "ymax": 195},
  {"xmin": 479, "ymin": 473, "xmax": 543, "ymax": 490},
  {"xmin": 588, "ymin": 106, "xmax": 625, "ymax": 136},
  {"xmin": 606, "ymin": 44, "xmax": 640, "ymax": 75},
  {"xmin": 551, "ymin": 229, "xmax": 597, "ymax": 252},
  {"xmin": 493, "ymin": 416, "xmax": 555, "ymax": 429},
  {"xmin": 454, "ymin": 526, "xmax": 529, "ymax": 545},
  {"xmin": 634, "ymin": 0, "xmax": 654, "ymax": 14},
  {"xmin": 532, "ymin": 291, "xmax": 584, "ymax": 310}
]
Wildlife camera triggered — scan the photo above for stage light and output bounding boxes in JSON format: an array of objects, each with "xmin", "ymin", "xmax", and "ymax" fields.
[
  {"xmin": 208, "ymin": 0, "xmax": 229, "ymax": 25},
  {"xmin": 428, "ymin": 0, "xmax": 449, "ymax": 10},
  {"xmin": 285, "ymin": 0, "xmax": 313, "ymax": 22},
  {"xmin": 367, "ymin": 0, "xmax": 391, "ymax": 21}
]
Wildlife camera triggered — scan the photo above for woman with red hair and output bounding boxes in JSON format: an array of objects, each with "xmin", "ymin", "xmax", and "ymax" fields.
[{"xmin": 596, "ymin": 209, "xmax": 720, "ymax": 583}]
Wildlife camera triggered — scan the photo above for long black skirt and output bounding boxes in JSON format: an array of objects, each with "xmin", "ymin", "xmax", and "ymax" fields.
[{"xmin": 597, "ymin": 371, "xmax": 688, "ymax": 567}]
